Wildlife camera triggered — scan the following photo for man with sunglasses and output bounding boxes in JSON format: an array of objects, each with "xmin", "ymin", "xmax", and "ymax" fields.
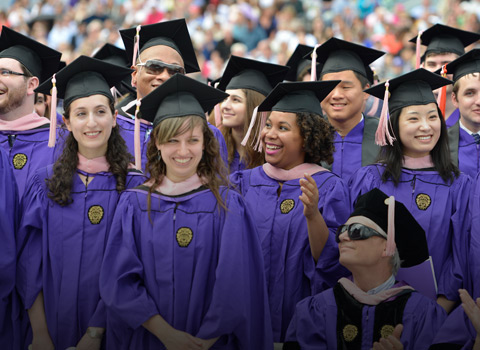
[
  {"xmin": 116, "ymin": 19, "xmax": 227, "ymax": 170},
  {"xmin": 284, "ymin": 188, "xmax": 446, "ymax": 350}
]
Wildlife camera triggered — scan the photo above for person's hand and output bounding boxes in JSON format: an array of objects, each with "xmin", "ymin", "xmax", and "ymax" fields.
[
  {"xmin": 299, "ymin": 173, "xmax": 319, "ymax": 219},
  {"xmin": 162, "ymin": 329, "xmax": 206, "ymax": 350},
  {"xmin": 76, "ymin": 330, "xmax": 103, "ymax": 350},
  {"xmin": 372, "ymin": 324, "xmax": 404, "ymax": 350},
  {"xmin": 29, "ymin": 333, "xmax": 55, "ymax": 350},
  {"xmin": 460, "ymin": 289, "xmax": 480, "ymax": 334}
]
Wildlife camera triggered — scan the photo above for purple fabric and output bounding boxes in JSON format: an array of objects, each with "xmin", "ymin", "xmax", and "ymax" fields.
[
  {"xmin": 348, "ymin": 164, "xmax": 472, "ymax": 301},
  {"xmin": 0, "ymin": 127, "xmax": 61, "ymax": 198},
  {"xmin": 446, "ymin": 109, "xmax": 460, "ymax": 129},
  {"xmin": 228, "ymin": 150, "xmax": 246, "ymax": 174},
  {"xmin": 285, "ymin": 284, "xmax": 446, "ymax": 349},
  {"xmin": 230, "ymin": 167, "xmax": 351, "ymax": 341},
  {"xmin": 431, "ymin": 305, "xmax": 475, "ymax": 349},
  {"xmin": 331, "ymin": 119, "xmax": 364, "ymax": 181},
  {"xmin": 469, "ymin": 173, "xmax": 480, "ymax": 299},
  {"xmin": 16, "ymin": 165, "xmax": 145, "ymax": 349},
  {"xmin": 99, "ymin": 187, "xmax": 273, "ymax": 349},
  {"xmin": 457, "ymin": 127, "xmax": 480, "ymax": 179},
  {"xmin": 0, "ymin": 147, "xmax": 19, "ymax": 349}
]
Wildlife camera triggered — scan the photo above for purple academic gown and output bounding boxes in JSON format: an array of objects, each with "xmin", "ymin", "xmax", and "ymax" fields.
[
  {"xmin": 228, "ymin": 150, "xmax": 246, "ymax": 174},
  {"xmin": 430, "ymin": 305, "xmax": 476, "ymax": 349},
  {"xmin": 348, "ymin": 164, "xmax": 472, "ymax": 301},
  {"xmin": 456, "ymin": 127, "xmax": 480, "ymax": 179},
  {"xmin": 446, "ymin": 108, "xmax": 460, "ymax": 129},
  {"xmin": 230, "ymin": 166, "xmax": 351, "ymax": 342},
  {"xmin": 99, "ymin": 186, "xmax": 272, "ymax": 349},
  {"xmin": 468, "ymin": 173, "xmax": 480, "ymax": 298},
  {"xmin": 285, "ymin": 283, "xmax": 446, "ymax": 350},
  {"xmin": 0, "ymin": 147, "xmax": 19, "ymax": 350},
  {"xmin": 16, "ymin": 165, "xmax": 145, "ymax": 349},
  {"xmin": 0, "ymin": 123, "xmax": 60, "ymax": 198}
]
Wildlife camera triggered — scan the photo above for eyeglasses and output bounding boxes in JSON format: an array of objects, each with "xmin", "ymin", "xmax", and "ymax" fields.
[
  {"xmin": 335, "ymin": 223, "xmax": 386, "ymax": 243},
  {"xmin": 137, "ymin": 59, "xmax": 185, "ymax": 77},
  {"xmin": 0, "ymin": 69, "xmax": 27, "ymax": 77}
]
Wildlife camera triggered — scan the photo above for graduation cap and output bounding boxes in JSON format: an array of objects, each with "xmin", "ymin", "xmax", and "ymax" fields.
[
  {"xmin": 307, "ymin": 37, "xmax": 385, "ymax": 83},
  {"xmin": 350, "ymin": 188, "xmax": 429, "ymax": 267},
  {"xmin": 27, "ymin": 14, "xmax": 56, "ymax": 33},
  {"xmin": 120, "ymin": 18, "xmax": 200, "ymax": 73},
  {"xmin": 0, "ymin": 25, "xmax": 62, "ymax": 83},
  {"xmin": 36, "ymin": 55, "xmax": 133, "ymax": 148},
  {"xmin": 130, "ymin": 73, "xmax": 228, "ymax": 129},
  {"xmin": 93, "ymin": 43, "xmax": 136, "ymax": 95},
  {"xmin": 217, "ymin": 55, "xmax": 289, "ymax": 96},
  {"xmin": 409, "ymin": 24, "xmax": 480, "ymax": 59},
  {"xmin": 284, "ymin": 44, "xmax": 322, "ymax": 82},
  {"xmin": 442, "ymin": 48, "xmax": 480, "ymax": 82},
  {"xmin": 365, "ymin": 68, "xmax": 452, "ymax": 146}
]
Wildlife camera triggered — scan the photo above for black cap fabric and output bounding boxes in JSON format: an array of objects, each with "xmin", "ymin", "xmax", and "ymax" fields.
[
  {"xmin": 27, "ymin": 14, "xmax": 55, "ymax": 33},
  {"xmin": 308, "ymin": 37, "xmax": 385, "ymax": 83},
  {"xmin": 0, "ymin": 26, "xmax": 62, "ymax": 83},
  {"xmin": 130, "ymin": 73, "xmax": 228, "ymax": 128},
  {"xmin": 364, "ymin": 68, "xmax": 452, "ymax": 114},
  {"xmin": 35, "ymin": 55, "xmax": 134, "ymax": 107},
  {"xmin": 217, "ymin": 55, "xmax": 289, "ymax": 96},
  {"xmin": 350, "ymin": 188, "xmax": 429, "ymax": 267},
  {"xmin": 285, "ymin": 44, "xmax": 322, "ymax": 81},
  {"xmin": 442, "ymin": 48, "xmax": 480, "ymax": 82},
  {"xmin": 120, "ymin": 19, "xmax": 200, "ymax": 73},
  {"xmin": 409, "ymin": 24, "xmax": 480, "ymax": 57},
  {"xmin": 93, "ymin": 43, "xmax": 136, "ymax": 95},
  {"xmin": 257, "ymin": 80, "xmax": 340, "ymax": 114}
]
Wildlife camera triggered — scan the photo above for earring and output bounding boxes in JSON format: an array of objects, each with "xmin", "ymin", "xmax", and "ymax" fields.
[{"xmin": 157, "ymin": 150, "xmax": 162, "ymax": 162}]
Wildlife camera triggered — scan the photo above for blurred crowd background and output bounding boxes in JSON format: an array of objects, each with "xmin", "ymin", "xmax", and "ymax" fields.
[{"xmin": 0, "ymin": 0, "xmax": 478, "ymax": 82}]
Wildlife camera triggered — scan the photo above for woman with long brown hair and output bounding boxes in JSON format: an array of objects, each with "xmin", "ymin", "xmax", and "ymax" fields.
[{"xmin": 16, "ymin": 56, "xmax": 144, "ymax": 350}]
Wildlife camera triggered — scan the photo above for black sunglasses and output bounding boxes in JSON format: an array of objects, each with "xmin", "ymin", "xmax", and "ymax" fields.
[
  {"xmin": 335, "ymin": 223, "xmax": 386, "ymax": 243},
  {"xmin": 137, "ymin": 59, "xmax": 185, "ymax": 76}
]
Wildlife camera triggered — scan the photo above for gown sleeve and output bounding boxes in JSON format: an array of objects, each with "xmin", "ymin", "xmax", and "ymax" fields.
[
  {"xmin": 99, "ymin": 192, "xmax": 159, "ymax": 330},
  {"xmin": 195, "ymin": 190, "xmax": 273, "ymax": 349},
  {"xmin": 429, "ymin": 305, "xmax": 475, "ymax": 350},
  {"xmin": 16, "ymin": 168, "xmax": 48, "ymax": 309},
  {"xmin": 347, "ymin": 164, "xmax": 379, "ymax": 210}
]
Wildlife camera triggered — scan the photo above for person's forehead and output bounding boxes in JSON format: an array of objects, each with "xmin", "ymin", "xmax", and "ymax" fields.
[
  {"xmin": 0, "ymin": 57, "xmax": 22, "ymax": 70},
  {"xmin": 425, "ymin": 52, "xmax": 458, "ymax": 63},
  {"xmin": 139, "ymin": 45, "xmax": 184, "ymax": 67},
  {"xmin": 322, "ymin": 70, "xmax": 360, "ymax": 85}
]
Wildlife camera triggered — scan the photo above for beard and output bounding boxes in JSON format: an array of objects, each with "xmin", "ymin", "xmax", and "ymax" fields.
[{"xmin": 0, "ymin": 82, "xmax": 28, "ymax": 115}]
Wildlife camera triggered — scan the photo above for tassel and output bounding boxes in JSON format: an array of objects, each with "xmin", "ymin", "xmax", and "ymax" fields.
[
  {"xmin": 437, "ymin": 65, "xmax": 447, "ymax": 118},
  {"xmin": 310, "ymin": 44, "xmax": 321, "ymax": 81},
  {"xmin": 415, "ymin": 30, "xmax": 423, "ymax": 69},
  {"xmin": 48, "ymin": 74, "xmax": 57, "ymax": 148},
  {"xmin": 375, "ymin": 81, "xmax": 395, "ymax": 146},
  {"xmin": 253, "ymin": 111, "xmax": 268, "ymax": 152},
  {"xmin": 241, "ymin": 106, "xmax": 259, "ymax": 147},
  {"xmin": 134, "ymin": 99, "xmax": 142, "ymax": 170},
  {"xmin": 132, "ymin": 25, "xmax": 141, "ymax": 66},
  {"xmin": 214, "ymin": 103, "xmax": 222, "ymax": 127},
  {"xmin": 385, "ymin": 196, "xmax": 396, "ymax": 257}
]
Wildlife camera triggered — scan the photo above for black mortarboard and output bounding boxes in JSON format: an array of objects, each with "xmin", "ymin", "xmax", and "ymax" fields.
[
  {"xmin": 284, "ymin": 44, "xmax": 322, "ymax": 82},
  {"xmin": 35, "ymin": 55, "xmax": 133, "ymax": 107},
  {"xmin": 308, "ymin": 37, "xmax": 385, "ymax": 83},
  {"xmin": 409, "ymin": 24, "xmax": 480, "ymax": 58},
  {"xmin": 0, "ymin": 26, "xmax": 62, "ymax": 83},
  {"xmin": 93, "ymin": 43, "xmax": 136, "ymax": 95},
  {"xmin": 442, "ymin": 48, "xmax": 480, "ymax": 82},
  {"xmin": 350, "ymin": 188, "xmax": 429, "ymax": 267},
  {"xmin": 130, "ymin": 73, "xmax": 228, "ymax": 128},
  {"xmin": 257, "ymin": 80, "xmax": 340, "ymax": 114},
  {"xmin": 217, "ymin": 56, "xmax": 289, "ymax": 96},
  {"xmin": 27, "ymin": 14, "xmax": 55, "ymax": 33},
  {"xmin": 365, "ymin": 68, "xmax": 452, "ymax": 114},
  {"xmin": 120, "ymin": 19, "xmax": 200, "ymax": 73}
]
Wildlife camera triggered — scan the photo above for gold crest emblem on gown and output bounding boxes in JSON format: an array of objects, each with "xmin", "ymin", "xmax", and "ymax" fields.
[
  {"xmin": 176, "ymin": 227, "xmax": 193, "ymax": 247},
  {"xmin": 88, "ymin": 205, "xmax": 104, "ymax": 225},
  {"xmin": 280, "ymin": 199, "xmax": 295, "ymax": 214},
  {"xmin": 343, "ymin": 324, "xmax": 358, "ymax": 342},
  {"xmin": 380, "ymin": 324, "xmax": 395, "ymax": 339},
  {"xmin": 415, "ymin": 193, "xmax": 431, "ymax": 210},
  {"xmin": 13, "ymin": 153, "xmax": 27, "ymax": 169}
]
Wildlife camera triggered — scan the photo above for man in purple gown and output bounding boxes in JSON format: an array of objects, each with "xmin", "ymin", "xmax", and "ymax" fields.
[
  {"xmin": 284, "ymin": 188, "xmax": 446, "ymax": 350},
  {"xmin": 311, "ymin": 38, "xmax": 385, "ymax": 181},
  {"xmin": 116, "ymin": 19, "xmax": 227, "ymax": 171},
  {"xmin": 0, "ymin": 26, "xmax": 62, "ymax": 197}
]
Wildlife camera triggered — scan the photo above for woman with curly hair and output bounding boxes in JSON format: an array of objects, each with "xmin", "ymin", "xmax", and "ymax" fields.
[
  {"xmin": 230, "ymin": 81, "xmax": 352, "ymax": 343},
  {"xmin": 348, "ymin": 69, "xmax": 472, "ymax": 314},
  {"xmin": 216, "ymin": 55, "xmax": 289, "ymax": 173},
  {"xmin": 99, "ymin": 74, "xmax": 273, "ymax": 349},
  {"xmin": 16, "ymin": 56, "xmax": 145, "ymax": 350}
]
